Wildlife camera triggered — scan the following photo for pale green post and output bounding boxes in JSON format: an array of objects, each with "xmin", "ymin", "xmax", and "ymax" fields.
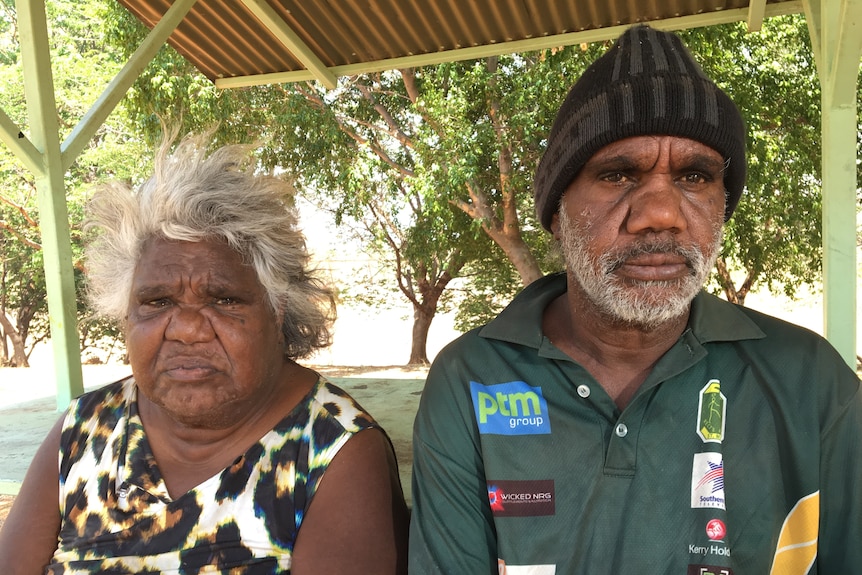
[
  {"xmin": 18, "ymin": 0, "xmax": 84, "ymax": 408},
  {"xmin": 804, "ymin": 0, "xmax": 862, "ymax": 369},
  {"xmin": 7, "ymin": 0, "xmax": 197, "ymax": 409},
  {"xmin": 821, "ymin": 93, "xmax": 859, "ymax": 368}
]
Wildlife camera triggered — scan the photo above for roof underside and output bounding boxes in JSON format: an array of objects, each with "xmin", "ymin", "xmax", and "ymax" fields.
[{"xmin": 116, "ymin": 0, "xmax": 804, "ymax": 89}]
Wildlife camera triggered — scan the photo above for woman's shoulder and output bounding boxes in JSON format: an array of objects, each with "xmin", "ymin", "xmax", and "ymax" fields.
[
  {"xmin": 58, "ymin": 378, "xmax": 135, "ymax": 492},
  {"xmin": 64, "ymin": 377, "xmax": 133, "ymax": 432},
  {"xmin": 308, "ymin": 376, "xmax": 379, "ymax": 434}
]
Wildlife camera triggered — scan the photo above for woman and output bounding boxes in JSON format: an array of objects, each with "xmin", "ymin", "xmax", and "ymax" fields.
[{"xmin": 0, "ymin": 131, "xmax": 409, "ymax": 573}]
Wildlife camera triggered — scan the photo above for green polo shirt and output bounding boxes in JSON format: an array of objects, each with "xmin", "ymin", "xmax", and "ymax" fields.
[{"xmin": 409, "ymin": 273, "xmax": 861, "ymax": 574}]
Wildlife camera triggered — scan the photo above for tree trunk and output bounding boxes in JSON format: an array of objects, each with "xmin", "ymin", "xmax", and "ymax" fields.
[
  {"xmin": 403, "ymin": 266, "xmax": 459, "ymax": 365},
  {"xmin": 409, "ymin": 304, "xmax": 434, "ymax": 365},
  {"xmin": 490, "ymin": 231, "xmax": 543, "ymax": 286},
  {"xmin": 0, "ymin": 328, "xmax": 8, "ymax": 364},
  {"xmin": 0, "ymin": 312, "xmax": 29, "ymax": 367},
  {"xmin": 715, "ymin": 257, "xmax": 755, "ymax": 306},
  {"xmin": 452, "ymin": 191, "xmax": 543, "ymax": 286}
]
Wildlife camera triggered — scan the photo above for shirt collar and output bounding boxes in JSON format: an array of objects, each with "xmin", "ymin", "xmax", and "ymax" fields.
[{"xmin": 479, "ymin": 272, "xmax": 765, "ymax": 349}]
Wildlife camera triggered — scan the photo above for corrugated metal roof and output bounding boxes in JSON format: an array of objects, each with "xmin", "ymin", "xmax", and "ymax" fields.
[{"xmin": 116, "ymin": 0, "xmax": 803, "ymax": 88}]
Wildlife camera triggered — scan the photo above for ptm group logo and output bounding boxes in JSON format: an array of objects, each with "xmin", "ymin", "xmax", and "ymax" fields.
[{"xmin": 470, "ymin": 380, "xmax": 551, "ymax": 435}]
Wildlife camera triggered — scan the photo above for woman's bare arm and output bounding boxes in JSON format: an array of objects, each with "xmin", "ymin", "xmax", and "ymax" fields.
[
  {"xmin": 292, "ymin": 428, "xmax": 409, "ymax": 574},
  {"xmin": 0, "ymin": 416, "xmax": 64, "ymax": 574}
]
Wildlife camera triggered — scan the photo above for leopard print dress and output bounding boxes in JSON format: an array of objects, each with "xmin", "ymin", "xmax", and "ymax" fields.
[{"xmin": 47, "ymin": 375, "xmax": 380, "ymax": 573}]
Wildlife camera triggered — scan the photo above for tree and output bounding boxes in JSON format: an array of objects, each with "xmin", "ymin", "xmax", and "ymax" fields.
[
  {"xmin": 108, "ymin": 7, "xmax": 857, "ymax": 361},
  {"xmin": 106, "ymin": 3, "xmax": 602, "ymax": 361},
  {"xmin": 0, "ymin": 191, "xmax": 47, "ymax": 366},
  {"xmin": 0, "ymin": 0, "xmax": 148, "ymax": 365},
  {"xmin": 680, "ymin": 19, "xmax": 830, "ymax": 304}
]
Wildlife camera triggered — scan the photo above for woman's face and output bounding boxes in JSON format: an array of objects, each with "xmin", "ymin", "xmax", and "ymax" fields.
[{"xmin": 126, "ymin": 237, "xmax": 285, "ymax": 429}]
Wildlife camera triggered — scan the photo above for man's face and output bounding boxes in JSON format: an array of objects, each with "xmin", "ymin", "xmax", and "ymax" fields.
[{"xmin": 551, "ymin": 135, "xmax": 727, "ymax": 330}]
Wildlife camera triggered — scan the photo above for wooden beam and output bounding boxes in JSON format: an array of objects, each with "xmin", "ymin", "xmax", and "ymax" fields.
[
  {"xmin": 823, "ymin": 0, "xmax": 862, "ymax": 105},
  {"xmin": 217, "ymin": 1, "xmax": 804, "ymax": 89},
  {"xmin": 17, "ymin": 0, "xmax": 84, "ymax": 409},
  {"xmin": 747, "ymin": 0, "xmax": 768, "ymax": 31},
  {"xmin": 0, "ymin": 107, "xmax": 42, "ymax": 175},
  {"xmin": 240, "ymin": 0, "xmax": 338, "ymax": 89},
  {"xmin": 804, "ymin": 0, "xmax": 862, "ymax": 367}
]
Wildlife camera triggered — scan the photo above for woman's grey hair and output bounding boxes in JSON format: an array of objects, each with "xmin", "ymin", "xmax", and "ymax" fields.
[{"xmin": 84, "ymin": 129, "xmax": 336, "ymax": 359}]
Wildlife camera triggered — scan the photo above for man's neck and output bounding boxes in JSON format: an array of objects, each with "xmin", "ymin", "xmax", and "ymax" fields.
[{"xmin": 542, "ymin": 287, "xmax": 689, "ymax": 410}]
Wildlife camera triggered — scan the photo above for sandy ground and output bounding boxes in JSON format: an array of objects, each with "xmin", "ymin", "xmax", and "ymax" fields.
[
  {"xmin": 0, "ymin": 294, "xmax": 458, "ymax": 503},
  {"xmin": 1, "ymin": 280, "xmax": 859, "ymax": 528},
  {"xmin": 0, "ymin": 362, "xmax": 429, "ymax": 528}
]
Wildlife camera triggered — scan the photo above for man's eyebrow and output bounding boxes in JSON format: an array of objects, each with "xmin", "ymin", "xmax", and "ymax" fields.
[
  {"xmin": 682, "ymin": 155, "xmax": 728, "ymax": 174},
  {"xmin": 584, "ymin": 154, "xmax": 640, "ymax": 171}
]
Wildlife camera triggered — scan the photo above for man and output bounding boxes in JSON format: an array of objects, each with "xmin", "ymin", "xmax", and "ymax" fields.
[{"xmin": 409, "ymin": 25, "xmax": 861, "ymax": 574}]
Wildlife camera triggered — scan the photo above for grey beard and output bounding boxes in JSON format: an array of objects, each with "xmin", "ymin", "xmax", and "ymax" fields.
[{"xmin": 557, "ymin": 206, "xmax": 722, "ymax": 331}]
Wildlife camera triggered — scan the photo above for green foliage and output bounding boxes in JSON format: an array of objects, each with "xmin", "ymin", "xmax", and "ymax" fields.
[
  {"xmin": 1, "ymin": 0, "xmax": 147, "ymax": 362},
  {"xmin": 446, "ymin": 249, "xmax": 523, "ymax": 332},
  {"xmin": 679, "ymin": 17, "xmax": 830, "ymax": 300},
  {"xmin": 106, "ymin": 12, "xmax": 855, "ymax": 332},
  {"xmin": 3, "ymin": 2, "xmax": 855, "ymax": 364},
  {"xmin": 1, "ymin": 233, "xmax": 47, "ymax": 332},
  {"xmin": 104, "ymin": 19, "xmax": 608, "ymax": 338}
]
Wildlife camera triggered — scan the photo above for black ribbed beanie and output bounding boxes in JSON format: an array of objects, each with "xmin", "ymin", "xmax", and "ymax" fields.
[{"xmin": 534, "ymin": 25, "xmax": 747, "ymax": 231}]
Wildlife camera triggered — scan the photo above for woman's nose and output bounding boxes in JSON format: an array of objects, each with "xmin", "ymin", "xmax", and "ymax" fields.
[{"xmin": 164, "ymin": 305, "xmax": 216, "ymax": 343}]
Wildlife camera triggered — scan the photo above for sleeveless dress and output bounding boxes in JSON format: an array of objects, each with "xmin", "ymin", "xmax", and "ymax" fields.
[{"xmin": 48, "ymin": 375, "xmax": 379, "ymax": 574}]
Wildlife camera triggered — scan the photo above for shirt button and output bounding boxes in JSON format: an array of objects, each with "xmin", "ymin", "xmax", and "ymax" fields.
[
  {"xmin": 577, "ymin": 384, "xmax": 590, "ymax": 398},
  {"xmin": 615, "ymin": 423, "xmax": 628, "ymax": 437}
]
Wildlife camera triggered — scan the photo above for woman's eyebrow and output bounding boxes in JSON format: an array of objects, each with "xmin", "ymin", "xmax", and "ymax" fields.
[{"xmin": 131, "ymin": 284, "xmax": 168, "ymax": 299}]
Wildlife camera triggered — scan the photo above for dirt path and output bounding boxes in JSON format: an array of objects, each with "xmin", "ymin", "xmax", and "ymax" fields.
[{"xmin": 0, "ymin": 363, "xmax": 428, "ymax": 529}]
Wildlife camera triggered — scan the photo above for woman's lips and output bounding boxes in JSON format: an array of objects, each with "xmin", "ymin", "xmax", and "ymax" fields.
[{"xmin": 162, "ymin": 359, "xmax": 219, "ymax": 381}]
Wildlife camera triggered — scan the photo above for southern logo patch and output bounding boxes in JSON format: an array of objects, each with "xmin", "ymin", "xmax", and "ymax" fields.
[
  {"xmin": 691, "ymin": 452, "xmax": 726, "ymax": 510},
  {"xmin": 697, "ymin": 380, "xmax": 726, "ymax": 443},
  {"xmin": 470, "ymin": 381, "xmax": 551, "ymax": 435},
  {"xmin": 487, "ymin": 480, "xmax": 555, "ymax": 517}
]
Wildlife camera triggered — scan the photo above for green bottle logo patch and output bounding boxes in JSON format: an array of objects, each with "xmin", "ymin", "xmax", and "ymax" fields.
[{"xmin": 697, "ymin": 379, "xmax": 726, "ymax": 443}]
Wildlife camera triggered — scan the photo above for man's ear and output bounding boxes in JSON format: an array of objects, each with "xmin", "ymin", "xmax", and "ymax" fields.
[
  {"xmin": 275, "ymin": 308, "xmax": 287, "ymax": 347},
  {"xmin": 549, "ymin": 212, "xmax": 562, "ymax": 241}
]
